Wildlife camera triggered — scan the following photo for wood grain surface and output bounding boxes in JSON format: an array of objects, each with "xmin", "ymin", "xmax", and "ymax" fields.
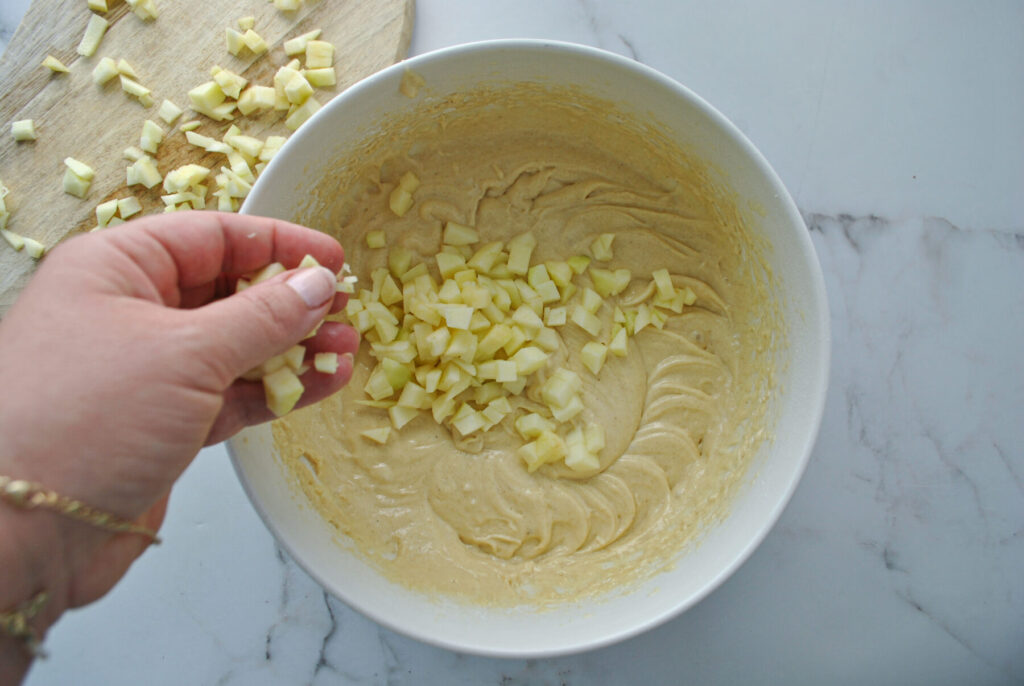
[{"xmin": 0, "ymin": 0, "xmax": 414, "ymax": 315}]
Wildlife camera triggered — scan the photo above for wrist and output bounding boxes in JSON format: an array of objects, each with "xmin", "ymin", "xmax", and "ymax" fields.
[{"xmin": 0, "ymin": 498, "xmax": 71, "ymax": 676}]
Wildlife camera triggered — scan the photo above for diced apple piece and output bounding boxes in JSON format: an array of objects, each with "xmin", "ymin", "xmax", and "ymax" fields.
[
  {"xmin": 518, "ymin": 430, "xmax": 566, "ymax": 472},
  {"xmin": 237, "ymin": 86, "xmax": 277, "ymax": 115},
  {"xmin": 214, "ymin": 68, "xmax": 249, "ymax": 100},
  {"xmin": 237, "ymin": 15, "xmax": 255, "ymax": 30},
  {"xmin": 64, "ymin": 157, "xmax": 94, "ymax": 181},
  {"xmin": 284, "ymin": 28, "xmax": 322, "ymax": 56},
  {"xmin": 567, "ymin": 255, "xmax": 591, "ymax": 274},
  {"xmin": 22, "ymin": 237, "xmax": 46, "ymax": 259},
  {"xmin": 305, "ymin": 40, "xmax": 335, "ymax": 68},
  {"xmin": 544, "ymin": 306, "xmax": 567, "ymax": 327},
  {"xmin": 126, "ymin": 0, "xmax": 157, "ymax": 20},
  {"xmin": 361, "ymin": 427, "xmax": 391, "ymax": 444},
  {"xmin": 11, "ymin": 120, "xmax": 36, "ymax": 142},
  {"xmin": 423, "ymin": 368, "xmax": 442, "ymax": 393},
  {"xmin": 189, "ymin": 80, "xmax": 226, "ymax": 111},
  {"xmin": 511, "ymin": 304, "xmax": 544, "ymax": 334},
  {"xmin": 534, "ymin": 280, "xmax": 560, "ymax": 304},
  {"xmin": 140, "ymin": 119, "xmax": 163, "ymax": 153},
  {"xmin": 436, "ymin": 304, "xmax": 473, "ymax": 330},
  {"xmin": 397, "ymin": 381, "xmax": 430, "ymax": 409},
  {"xmin": 633, "ymin": 304, "xmax": 653, "ymax": 334},
  {"xmin": 590, "ymin": 267, "xmax": 631, "ymax": 297},
  {"xmin": 242, "ymin": 29, "xmax": 269, "ymax": 54},
  {"xmin": 443, "ymin": 221, "xmax": 478, "ymax": 246},
  {"xmin": 501, "ymin": 325, "xmax": 528, "ymax": 357},
  {"xmin": 226, "ymin": 134, "xmax": 264, "ymax": 159},
  {"xmin": 584, "ymin": 423, "xmax": 605, "ymax": 453},
  {"xmin": 473, "ymin": 384, "xmax": 501, "ymax": 405},
  {"xmin": 157, "ymin": 99, "xmax": 183, "ymax": 124},
  {"xmin": 580, "ymin": 287, "xmax": 602, "ymax": 314},
  {"xmin": 514, "ymin": 413, "xmax": 555, "ymax": 440},
  {"xmin": 421, "ymin": 327, "xmax": 451, "ymax": 360},
  {"xmin": 472, "ymin": 323, "xmax": 511, "ymax": 360},
  {"xmin": 364, "ymin": 365, "xmax": 395, "ymax": 400},
  {"xmin": 380, "ymin": 357, "xmax": 412, "ymax": 391},
  {"xmin": 652, "ymin": 268, "xmax": 676, "ymax": 301},
  {"xmin": 590, "ymin": 233, "xmax": 615, "ymax": 261},
  {"xmin": 466, "ymin": 241, "xmax": 504, "ymax": 273},
  {"xmin": 116, "ymin": 58, "xmax": 139, "ymax": 79},
  {"xmin": 444, "ymin": 329, "xmax": 478, "ymax": 363},
  {"xmin": 284, "ymin": 72, "xmax": 313, "ymax": 104},
  {"xmin": 544, "ymin": 261, "xmax": 573, "ymax": 288},
  {"xmin": 1, "ymin": 228, "xmax": 25, "ymax": 251},
  {"xmin": 77, "ymin": 14, "xmax": 108, "ymax": 57},
  {"xmin": 527, "ymin": 263, "xmax": 550, "ymax": 288},
  {"xmin": 447, "ymin": 404, "xmax": 481, "ymax": 436},
  {"xmin": 283, "ymin": 344, "xmax": 306, "ymax": 372},
  {"xmin": 570, "ymin": 305, "xmax": 602, "ymax": 337},
  {"xmin": 127, "ymin": 156, "xmax": 162, "ymax": 189},
  {"xmin": 609, "ymin": 326, "xmax": 629, "ymax": 357},
  {"xmin": 428, "ymin": 390, "xmax": 455, "ymax": 423},
  {"xmin": 534, "ymin": 327, "xmax": 560, "ymax": 353},
  {"xmin": 506, "ymin": 231, "xmax": 536, "ymax": 275},
  {"xmin": 541, "ymin": 368, "xmax": 582, "ymax": 410},
  {"xmin": 87, "ymin": 0, "xmax": 107, "ymax": 12},
  {"xmin": 550, "ymin": 394, "xmax": 584, "ymax": 423},
  {"xmin": 580, "ymin": 341, "xmax": 608, "ymax": 376},
  {"xmin": 389, "ymin": 404, "xmax": 419, "ymax": 430},
  {"xmin": 365, "ymin": 230, "xmax": 386, "ymax": 248},
  {"xmin": 285, "ymin": 96, "xmax": 321, "ymax": 130},
  {"xmin": 481, "ymin": 397, "xmax": 512, "ymax": 428},
  {"xmin": 263, "ymin": 367, "xmax": 304, "ymax": 416},
  {"xmin": 511, "ymin": 345, "xmax": 548, "ymax": 375},
  {"xmin": 95, "ymin": 199, "xmax": 118, "ymax": 227},
  {"xmin": 387, "ymin": 189, "xmax": 414, "ymax": 219},
  {"xmin": 225, "ymin": 27, "xmax": 245, "ymax": 55},
  {"xmin": 564, "ymin": 426, "xmax": 600, "ymax": 472},
  {"xmin": 63, "ymin": 158, "xmax": 94, "ymax": 197},
  {"xmin": 117, "ymin": 196, "xmax": 142, "ymax": 219},
  {"xmin": 304, "ymin": 67, "xmax": 336, "ymax": 88},
  {"xmin": 42, "ymin": 55, "xmax": 69, "ymax": 72}
]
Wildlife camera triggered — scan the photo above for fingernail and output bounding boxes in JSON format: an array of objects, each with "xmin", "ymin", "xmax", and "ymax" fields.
[{"xmin": 287, "ymin": 267, "xmax": 336, "ymax": 308}]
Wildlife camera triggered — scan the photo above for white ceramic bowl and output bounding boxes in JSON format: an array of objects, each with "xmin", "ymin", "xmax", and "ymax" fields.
[{"xmin": 232, "ymin": 39, "xmax": 830, "ymax": 657}]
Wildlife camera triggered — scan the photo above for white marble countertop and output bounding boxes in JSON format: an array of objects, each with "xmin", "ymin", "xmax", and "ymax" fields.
[{"xmin": 4, "ymin": 1, "xmax": 1022, "ymax": 684}]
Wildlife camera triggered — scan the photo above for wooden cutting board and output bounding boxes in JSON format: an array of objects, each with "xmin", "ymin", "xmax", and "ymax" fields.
[{"xmin": 0, "ymin": 0, "xmax": 413, "ymax": 316}]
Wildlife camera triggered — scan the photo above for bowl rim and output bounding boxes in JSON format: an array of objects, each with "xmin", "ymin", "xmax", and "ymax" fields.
[{"xmin": 232, "ymin": 37, "xmax": 831, "ymax": 658}]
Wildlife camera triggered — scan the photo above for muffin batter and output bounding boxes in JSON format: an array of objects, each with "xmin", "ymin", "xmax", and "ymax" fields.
[{"xmin": 274, "ymin": 84, "xmax": 779, "ymax": 606}]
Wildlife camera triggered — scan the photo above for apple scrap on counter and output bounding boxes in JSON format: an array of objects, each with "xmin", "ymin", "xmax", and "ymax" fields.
[
  {"xmin": 234, "ymin": 254, "xmax": 357, "ymax": 416},
  {"xmin": 340, "ymin": 174, "xmax": 698, "ymax": 473},
  {"xmin": 2, "ymin": 5, "xmax": 337, "ymax": 259}
]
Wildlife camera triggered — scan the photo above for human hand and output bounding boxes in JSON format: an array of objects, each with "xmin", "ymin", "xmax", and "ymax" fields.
[{"xmin": 0, "ymin": 212, "xmax": 358, "ymax": 629}]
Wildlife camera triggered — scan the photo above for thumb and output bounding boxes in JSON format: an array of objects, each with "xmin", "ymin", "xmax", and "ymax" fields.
[{"xmin": 192, "ymin": 266, "xmax": 338, "ymax": 382}]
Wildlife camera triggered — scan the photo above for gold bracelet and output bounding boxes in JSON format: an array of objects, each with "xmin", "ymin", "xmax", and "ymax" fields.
[
  {"xmin": 0, "ymin": 590, "xmax": 50, "ymax": 657},
  {"xmin": 0, "ymin": 475, "xmax": 161, "ymax": 543}
]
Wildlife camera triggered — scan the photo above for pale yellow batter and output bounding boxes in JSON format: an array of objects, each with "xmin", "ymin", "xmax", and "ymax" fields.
[{"xmin": 274, "ymin": 84, "xmax": 779, "ymax": 606}]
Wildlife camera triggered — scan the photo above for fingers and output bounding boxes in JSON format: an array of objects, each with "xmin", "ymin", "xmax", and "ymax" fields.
[
  {"xmin": 190, "ymin": 265, "xmax": 343, "ymax": 386},
  {"xmin": 95, "ymin": 211, "xmax": 345, "ymax": 306},
  {"xmin": 204, "ymin": 322, "xmax": 359, "ymax": 444}
]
